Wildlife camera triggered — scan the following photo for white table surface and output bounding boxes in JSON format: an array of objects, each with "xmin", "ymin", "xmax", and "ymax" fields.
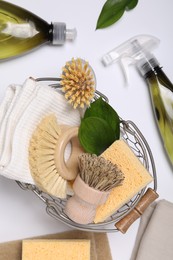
[{"xmin": 0, "ymin": 0, "xmax": 173, "ymax": 259}]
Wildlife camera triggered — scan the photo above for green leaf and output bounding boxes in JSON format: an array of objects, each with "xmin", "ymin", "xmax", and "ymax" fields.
[
  {"xmin": 84, "ymin": 98, "xmax": 120, "ymax": 139},
  {"xmin": 96, "ymin": 0, "xmax": 138, "ymax": 29},
  {"xmin": 126, "ymin": 0, "xmax": 138, "ymax": 10},
  {"xmin": 79, "ymin": 117, "xmax": 116, "ymax": 155},
  {"xmin": 79, "ymin": 98, "xmax": 120, "ymax": 155}
]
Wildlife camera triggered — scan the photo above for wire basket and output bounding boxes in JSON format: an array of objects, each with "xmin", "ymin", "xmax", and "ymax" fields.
[{"xmin": 16, "ymin": 82, "xmax": 157, "ymax": 232}]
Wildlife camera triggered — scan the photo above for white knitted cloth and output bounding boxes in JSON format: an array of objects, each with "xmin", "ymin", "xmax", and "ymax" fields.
[{"xmin": 0, "ymin": 78, "xmax": 81, "ymax": 184}]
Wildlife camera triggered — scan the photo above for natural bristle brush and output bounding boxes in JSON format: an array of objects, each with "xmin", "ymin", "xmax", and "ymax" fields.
[
  {"xmin": 36, "ymin": 58, "xmax": 97, "ymax": 109},
  {"xmin": 65, "ymin": 153, "xmax": 124, "ymax": 224},
  {"xmin": 29, "ymin": 114, "xmax": 84, "ymax": 198},
  {"xmin": 60, "ymin": 58, "xmax": 96, "ymax": 109}
]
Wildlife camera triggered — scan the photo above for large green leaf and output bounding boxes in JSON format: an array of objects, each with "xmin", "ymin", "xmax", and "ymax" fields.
[
  {"xmin": 79, "ymin": 117, "xmax": 116, "ymax": 155},
  {"xmin": 96, "ymin": 0, "xmax": 138, "ymax": 29},
  {"xmin": 84, "ymin": 97, "xmax": 120, "ymax": 139}
]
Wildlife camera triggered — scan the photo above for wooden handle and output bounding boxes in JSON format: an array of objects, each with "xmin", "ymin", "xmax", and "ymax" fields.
[
  {"xmin": 115, "ymin": 188, "xmax": 159, "ymax": 234},
  {"xmin": 55, "ymin": 126, "xmax": 84, "ymax": 181}
]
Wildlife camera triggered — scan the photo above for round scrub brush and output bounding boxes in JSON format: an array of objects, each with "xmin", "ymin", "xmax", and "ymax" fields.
[
  {"xmin": 64, "ymin": 153, "xmax": 124, "ymax": 224},
  {"xmin": 29, "ymin": 114, "xmax": 84, "ymax": 198},
  {"xmin": 60, "ymin": 58, "xmax": 96, "ymax": 109}
]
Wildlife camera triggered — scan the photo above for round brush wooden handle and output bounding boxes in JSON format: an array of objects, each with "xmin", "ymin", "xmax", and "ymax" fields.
[
  {"xmin": 55, "ymin": 125, "xmax": 84, "ymax": 180},
  {"xmin": 115, "ymin": 188, "xmax": 159, "ymax": 234}
]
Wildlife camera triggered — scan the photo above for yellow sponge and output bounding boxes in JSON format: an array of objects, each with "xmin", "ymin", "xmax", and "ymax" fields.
[
  {"xmin": 94, "ymin": 140, "xmax": 153, "ymax": 223},
  {"xmin": 22, "ymin": 239, "xmax": 90, "ymax": 260}
]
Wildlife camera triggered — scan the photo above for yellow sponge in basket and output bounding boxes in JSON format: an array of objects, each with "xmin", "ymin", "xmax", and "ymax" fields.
[
  {"xmin": 22, "ymin": 239, "xmax": 90, "ymax": 260},
  {"xmin": 94, "ymin": 140, "xmax": 153, "ymax": 223}
]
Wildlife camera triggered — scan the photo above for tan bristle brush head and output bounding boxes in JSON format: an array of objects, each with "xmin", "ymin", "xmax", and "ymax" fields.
[
  {"xmin": 78, "ymin": 153, "xmax": 125, "ymax": 191},
  {"xmin": 60, "ymin": 58, "xmax": 96, "ymax": 109},
  {"xmin": 29, "ymin": 114, "xmax": 84, "ymax": 198},
  {"xmin": 29, "ymin": 114, "xmax": 67, "ymax": 198}
]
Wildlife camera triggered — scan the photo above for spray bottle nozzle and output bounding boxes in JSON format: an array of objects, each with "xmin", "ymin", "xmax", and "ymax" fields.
[{"xmin": 102, "ymin": 34, "xmax": 160, "ymax": 82}]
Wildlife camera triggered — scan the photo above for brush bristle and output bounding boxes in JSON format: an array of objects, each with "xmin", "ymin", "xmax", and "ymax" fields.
[
  {"xmin": 29, "ymin": 114, "xmax": 67, "ymax": 198},
  {"xmin": 78, "ymin": 154, "xmax": 124, "ymax": 191},
  {"xmin": 60, "ymin": 58, "xmax": 95, "ymax": 109}
]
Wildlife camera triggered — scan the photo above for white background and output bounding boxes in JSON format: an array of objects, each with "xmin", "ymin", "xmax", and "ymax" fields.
[{"xmin": 0, "ymin": 0, "xmax": 173, "ymax": 259}]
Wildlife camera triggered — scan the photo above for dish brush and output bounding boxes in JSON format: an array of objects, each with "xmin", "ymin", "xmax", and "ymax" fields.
[
  {"xmin": 60, "ymin": 58, "xmax": 96, "ymax": 109},
  {"xmin": 29, "ymin": 114, "xmax": 84, "ymax": 198},
  {"xmin": 64, "ymin": 153, "xmax": 124, "ymax": 224}
]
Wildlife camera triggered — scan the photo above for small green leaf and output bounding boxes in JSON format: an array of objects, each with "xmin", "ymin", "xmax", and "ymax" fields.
[
  {"xmin": 79, "ymin": 117, "xmax": 115, "ymax": 155},
  {"xmin": 126, "ymin": 0, "xmax": 138, "ymax": 10},
  {"xmin": 96, "ymin": 0, "xmax": 138, "ymax": 29},
  {"xmin": 96, "ymin": 0, "xmax": 126, "ymax": 29},
  {"xmin": 84, "ymin": 98, "xmax": 120, "ymax": 139}
]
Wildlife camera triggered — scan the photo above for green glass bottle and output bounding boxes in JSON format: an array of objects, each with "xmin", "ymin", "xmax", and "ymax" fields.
[
  {"xmin": 0, "ymin": 1, "xmax": 76, "ymax": 60},
  {"xmin": 138, "ymin": 57, "xmax": 173, "ymax": 166}
]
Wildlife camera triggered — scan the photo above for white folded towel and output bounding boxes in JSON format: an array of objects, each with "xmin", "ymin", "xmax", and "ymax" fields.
[
  {"xmin": 0, "ymin": 79, "xmax": 36, "ymax": 167},
  {"xmin": 0, "ymin": 84, "xmax": 20, "ymax": 125},
  {"xmin": 0, "ymin": 78, "xmax": 81, "ymax": 184},
  {"xmin": 131, "ymin": 199, "xmax": 173, "ymax": 260},
  {"xmin": 0, "ymin": 84, "xmax": 21, "ymax": 159}
]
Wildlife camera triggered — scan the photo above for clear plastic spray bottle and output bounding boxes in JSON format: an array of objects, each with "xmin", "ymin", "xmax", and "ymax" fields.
[
  {"xmin": 0, "ymin": 1, "xmax": 76, "ymax": 60},
  {"xmin": 102, "ymin": 35, "xmax": 173, "ymax": 166}
]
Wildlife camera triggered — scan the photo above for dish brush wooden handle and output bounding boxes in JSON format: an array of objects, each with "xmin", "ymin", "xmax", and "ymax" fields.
[
  {"xmin": 55, "ymin": 126, "xmax": 84, "ymax": 180},
  {"xmin": 115, "ymin": 188, "xmax": 159, "ymax": 234}
]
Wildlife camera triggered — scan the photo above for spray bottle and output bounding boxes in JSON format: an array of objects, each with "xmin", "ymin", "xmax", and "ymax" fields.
[{"xmin": 102, "ymin": 35, "xmax": 173, "ymax": 166}]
